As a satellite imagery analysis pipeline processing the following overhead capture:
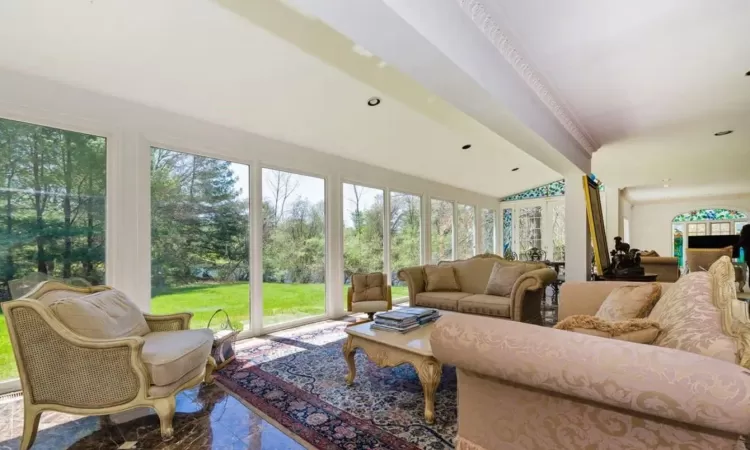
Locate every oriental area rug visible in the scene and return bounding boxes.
[215,319,457,450]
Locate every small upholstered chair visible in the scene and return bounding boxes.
[686,247,745,290]
[2,281,216,450]
[346,273,392,319]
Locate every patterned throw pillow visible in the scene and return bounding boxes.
[595,283,662,321]
[351,273,384,303]
[423,265,461,292]
[554,315,660,344]
[484,262,525,297]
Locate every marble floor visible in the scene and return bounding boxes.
[0,383,307,450]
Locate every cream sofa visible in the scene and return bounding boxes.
[640,255,680,282]
[398,254,556,324]
[431,257,750,449]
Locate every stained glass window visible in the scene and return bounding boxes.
[502,208,512,254]
[673,209,747,222]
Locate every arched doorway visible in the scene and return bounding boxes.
[672,208,748,266]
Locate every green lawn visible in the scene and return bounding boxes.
[0,282,409,381]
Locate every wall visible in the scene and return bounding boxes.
[630,195,750,256]
[0,68,500,317]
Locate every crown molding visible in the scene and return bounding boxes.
[456,0,598,155]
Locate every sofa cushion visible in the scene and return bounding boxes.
[484,263,525,297]
[554,315,660,344]
[352,273,384,302]
[351,300,388,313]
[458,294,511,318]
[648,268,738,364]
[49,289,150,339]
[424,265,461,292]
[415,292,470,311]
[444,257,544,295]
[595,283,662,321]
[142,329,213,386]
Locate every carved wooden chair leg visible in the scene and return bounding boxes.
[153,397,176,440]
[20,406,42,450]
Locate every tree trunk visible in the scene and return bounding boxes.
[84,172,94,277]
[62,134,73,278]
[32,134,47,274]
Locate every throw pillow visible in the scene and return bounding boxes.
[484,262,525,297]
[423,265,461,292]
[554,315,660,344]
[595,283,662,321]
[351,273,384,302]
[50,289,151,339]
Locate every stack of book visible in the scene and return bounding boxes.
[372,307,440,333]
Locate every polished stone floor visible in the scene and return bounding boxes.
[0,383,307,450]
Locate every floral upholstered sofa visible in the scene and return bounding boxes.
[398,254,556,324]
[431,257,750,450]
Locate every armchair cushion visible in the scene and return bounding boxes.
[49,289,150,339]
[142,329,213,386]
[351,273,384,302]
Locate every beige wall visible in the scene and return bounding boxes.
[630,195,750,256]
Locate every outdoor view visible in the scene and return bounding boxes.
[261,168,326,326]
[343,183,384,282]
[431,199,453,263]
[456,203,476,260]
[150,147,250,330]
[0,117,107,381]
[482,208,496,254]
[390,192,420,296]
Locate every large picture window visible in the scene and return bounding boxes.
[456,204,476,260]
[390,192,420,299]
[482,208,496,254]
[262,169,326,326]
[150,148,250,331]
[0,117,106,381]
[431,199,453,263]
[343,183,384,299]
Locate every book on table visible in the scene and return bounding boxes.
[373,307,440,332]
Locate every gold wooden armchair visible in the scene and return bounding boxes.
[346,273,392,319]
[1,281,216,450]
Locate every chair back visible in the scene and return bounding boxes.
[21,281,110,306]
[350,273,387,302]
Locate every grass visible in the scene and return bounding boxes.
[0,282,409,381]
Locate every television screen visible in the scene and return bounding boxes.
[687,235,740,258]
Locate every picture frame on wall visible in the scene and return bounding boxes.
[582,175,610,275]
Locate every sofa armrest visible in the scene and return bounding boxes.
[431,313,750,435]
[143,312,192,332]
[509,267,556,321]
[398,266,425,306]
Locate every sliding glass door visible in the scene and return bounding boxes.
[262,168,326,327]
[150,148,250,330]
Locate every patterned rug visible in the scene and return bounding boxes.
[216,319,457,450]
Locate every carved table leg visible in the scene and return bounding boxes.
[343,336,357,385]
[416,358,442,424]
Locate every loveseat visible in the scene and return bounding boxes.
[431,256,750,449]
[398,254,556,324]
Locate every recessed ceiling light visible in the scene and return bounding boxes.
[367,97,381,107]
[462,144,472,150]
[714,130,733,136]
[746,70,750,76]
[511,167,519,172]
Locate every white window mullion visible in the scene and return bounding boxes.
[249,163,263,335]
[383,189,391,285]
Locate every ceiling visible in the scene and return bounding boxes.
[626,181,750,204]
[479,0,750,195]
[0,0,562,198]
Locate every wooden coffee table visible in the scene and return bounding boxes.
[342,317,443,424]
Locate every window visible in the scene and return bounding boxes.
[390,192,421,299]
[687,223,707,236]
[343,183,384,295]
[551,204,566,262]
[738,222,749,235]
[623,217,630,244]
[431,199,453,263]
[0,117,107,381]
[262,169,325,326]
[518,206,542,258]
[481,208,496,254]
[710,222,731,235]
[150,148,249,331]
[456,204,476,259]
